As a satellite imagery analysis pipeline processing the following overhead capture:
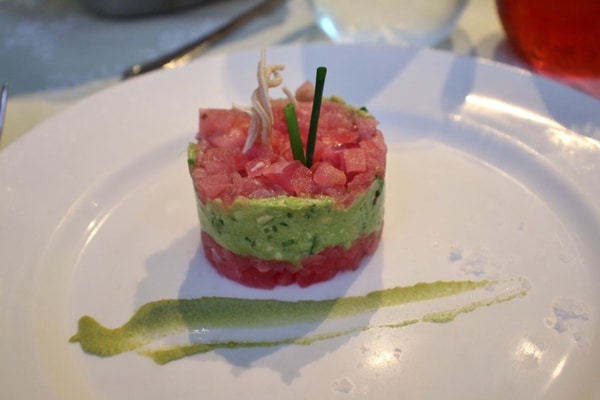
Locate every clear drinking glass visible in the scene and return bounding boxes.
[310,0,468,47]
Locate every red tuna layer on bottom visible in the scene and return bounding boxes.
[201,228,383,289]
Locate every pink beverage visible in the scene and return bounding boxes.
[496,0,600,77]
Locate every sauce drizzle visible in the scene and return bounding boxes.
[70,278,529,364]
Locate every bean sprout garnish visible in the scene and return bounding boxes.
[241,49,294,152]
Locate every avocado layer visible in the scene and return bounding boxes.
[196,178,384,266]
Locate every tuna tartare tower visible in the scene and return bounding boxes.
[188,52,386,289]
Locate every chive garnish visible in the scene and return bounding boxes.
[305,66,327,168]
[284,103,306,165]
[283,66,327,167]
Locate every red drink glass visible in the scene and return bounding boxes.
[496,0,600,77]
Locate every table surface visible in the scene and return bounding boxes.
[0,0,598,151]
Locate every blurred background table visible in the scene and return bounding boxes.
[0,0,597,150]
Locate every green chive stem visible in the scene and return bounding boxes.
[305,66,327,168]
[284,103,306,165]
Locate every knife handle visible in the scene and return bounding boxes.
[122,0,284,79]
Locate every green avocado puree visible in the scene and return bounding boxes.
[69,279,528,364]
[195,177,384,265]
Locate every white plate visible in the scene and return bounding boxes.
[1,43,600,400]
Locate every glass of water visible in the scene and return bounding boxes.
[310,0,468,47]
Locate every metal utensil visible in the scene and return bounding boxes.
[0,83,7,140]
[122,0,284,79]
[82,0,211,18]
